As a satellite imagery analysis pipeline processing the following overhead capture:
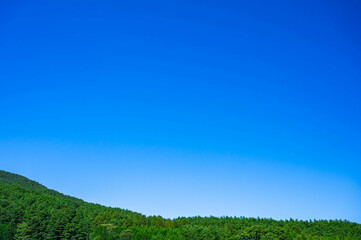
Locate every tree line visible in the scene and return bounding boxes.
[1,170,360,239]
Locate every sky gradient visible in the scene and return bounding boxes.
[1,1,361,222]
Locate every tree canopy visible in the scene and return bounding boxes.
[1,170,360,239]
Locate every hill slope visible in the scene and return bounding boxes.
[0,170,48,191]
[0,170,360,240]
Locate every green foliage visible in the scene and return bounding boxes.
[1,170,360,239]
[120,229,133,240]
[0,223,15,240]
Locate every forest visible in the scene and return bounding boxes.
[0,170,360,240]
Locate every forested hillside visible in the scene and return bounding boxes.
[0,170,360,239]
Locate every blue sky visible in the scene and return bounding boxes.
[1,0,361,222]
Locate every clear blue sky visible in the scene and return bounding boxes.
[1,0,361,222]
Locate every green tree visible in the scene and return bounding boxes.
[119,229,133,240]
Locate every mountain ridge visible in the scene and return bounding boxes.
[1,169,360,239]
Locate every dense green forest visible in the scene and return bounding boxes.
[0,170,360,239]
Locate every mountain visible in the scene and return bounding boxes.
[0,170,48,191]
[0,170,360,240]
